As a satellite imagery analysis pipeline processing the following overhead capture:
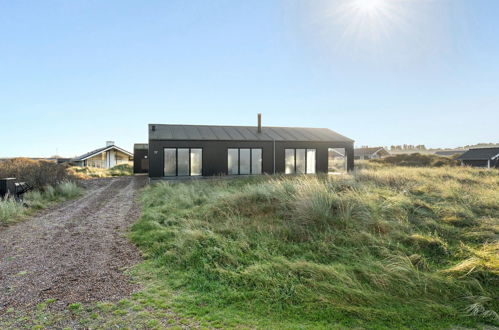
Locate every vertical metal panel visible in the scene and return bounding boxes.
[133,148,149,173]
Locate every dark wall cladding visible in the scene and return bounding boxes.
[462,159,496,168]
[133,148,149,173]
[148,140,354,178]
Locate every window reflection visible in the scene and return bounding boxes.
[164,149,176,176]
[328,148,347,173]
[228,149,239,175]
[190,149,202,176]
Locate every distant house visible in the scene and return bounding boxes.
[354,147,390,160]
[71,141,133,169]
[457,147,499,168]
[434,150,465,157]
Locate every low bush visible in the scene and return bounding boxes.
[0,158,76,189]
[372,153,460,167]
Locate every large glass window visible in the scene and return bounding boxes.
[164,148,176,176]
[285,148,316,174]
[240,149,251,175]
[177,148,189,176]
[296,149,306,174]
[285,149,295,174]
[227,148,262,175]
[190,149,202,176]
[251,149,262,174]
[163,148,202,176]
[328,148,347,173]
[306,149,316,174]
[228,149,239,175]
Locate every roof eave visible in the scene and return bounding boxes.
[149,138,354,143]
[77,146,133,161]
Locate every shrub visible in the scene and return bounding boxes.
[0,158,77,189]
[109,164,133,176]
[55,181,83,198]
[372,153,460,167]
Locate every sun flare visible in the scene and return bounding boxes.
[327,0,406,44]
[353,0,386,13]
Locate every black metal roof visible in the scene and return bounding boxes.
[72,145,133,161]
[149,124,353,142]
[457,147,499,161]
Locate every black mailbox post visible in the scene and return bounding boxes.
[0,178,17,199]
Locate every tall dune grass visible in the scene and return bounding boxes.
[68,164,133,179]
[0,181,83,225]
[132,166,498,328]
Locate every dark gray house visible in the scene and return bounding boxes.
[147,116,354,178]
[457,147,499,168]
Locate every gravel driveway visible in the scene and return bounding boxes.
[0,176,147,313]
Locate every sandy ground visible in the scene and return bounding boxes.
[0,176,147,313]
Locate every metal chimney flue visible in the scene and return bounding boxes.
[257,113,262,133]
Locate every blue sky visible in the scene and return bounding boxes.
[1,0,498,157]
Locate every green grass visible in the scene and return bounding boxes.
[68,164,133,178]
[371,152,460,167]
[0,181,84,226]
[1,166,497,329]
[0,273,200,329]
[129,166,498,328]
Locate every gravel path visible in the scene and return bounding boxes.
[0,176,147,313]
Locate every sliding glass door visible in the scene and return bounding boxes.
[190,149,202,176]
[164,148,203,177]
[177,148,189,176]
[227,148,262,175]
[285,149,316,174]
[164,149,176,176]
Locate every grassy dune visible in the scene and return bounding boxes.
[131,166,498,328]
[68,164,133,179]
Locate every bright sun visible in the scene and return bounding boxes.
[353,0,386,13]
